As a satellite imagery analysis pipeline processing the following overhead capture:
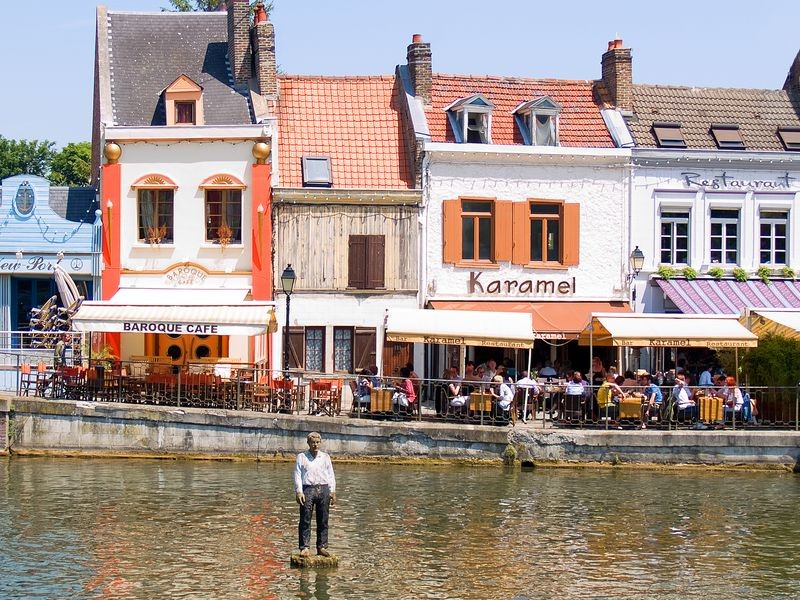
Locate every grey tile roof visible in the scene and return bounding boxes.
[107,12,252,126]
[49,187,98,223]
[628,84,800,150]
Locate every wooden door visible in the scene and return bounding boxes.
[382,341,412,378]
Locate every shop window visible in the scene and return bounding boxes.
[442,197,513,265]
[710,209,739,265]
[348,235,385,289]
[445,94,494,144]
[652,122,686,148]
[137,189,174,244]
[513,97,561,146]
[660,210,690,264]
[205,189,242,244]
[333,327,353,372]
[511,200,579,267]
[760,210,788,265]
[710,124,745,150]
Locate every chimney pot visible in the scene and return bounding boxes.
[412,33,422,43]
[407,34,432,105]
[254,2,267,23]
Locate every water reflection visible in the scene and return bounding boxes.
[1,458,799,599]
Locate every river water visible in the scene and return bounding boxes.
[1,458,798,599]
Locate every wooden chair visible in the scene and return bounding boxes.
[309,380,335,416]
[271,378,298,413]
[250,376,271,412]
[19,363,37,396]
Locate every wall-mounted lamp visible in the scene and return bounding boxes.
[257,204,265,254]
[15,250,23,261]
[627,246,645,303]
[56,250,65,264]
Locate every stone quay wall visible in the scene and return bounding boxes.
[3,397,800,469]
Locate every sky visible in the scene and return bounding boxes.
[1,0,799,148]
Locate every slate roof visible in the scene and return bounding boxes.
[426,75,614,147]
[49,187,98,223]
[277,75,414,189]
[107,11,251,126]
[628,84,800,150]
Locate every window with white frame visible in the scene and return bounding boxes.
[660,210,690,264]
[445,94,494,144]
[513,96,562,146]
[760,210,788,265]
[710,209,739,264]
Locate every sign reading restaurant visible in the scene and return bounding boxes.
[467,271,576,296]
[682,171,796,191]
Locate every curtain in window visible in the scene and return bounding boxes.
[333,329,352,372]
[140,189,155,233]
[225,191,241,241]
[535,114,555,146]
[305,330,324,371]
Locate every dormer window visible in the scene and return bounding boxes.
[444,94,495,144]
[163,74,204,126]
[710,124,745,149]
[652,122,686,148]
[777,127,800,151]
[513,96,562,146]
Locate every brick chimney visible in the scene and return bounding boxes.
[601,37,633,112]
[783,49,800,92]
[407,34,432,105]
[251,2,277,97]
[227,0,251,85]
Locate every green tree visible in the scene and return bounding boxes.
[0,136,55,181]
[50,142,92,186]
[738,333,800,387]
[165,0,273,13]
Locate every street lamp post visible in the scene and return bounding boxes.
[628,246,645,304]
[280,264,296,381]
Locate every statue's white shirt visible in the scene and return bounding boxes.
[294,450,336,493]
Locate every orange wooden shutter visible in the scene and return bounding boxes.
[512,201,529,265]
[494,199,513,262]
[562,202,580,266]
[442,199,461,264]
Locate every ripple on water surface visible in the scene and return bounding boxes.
[0,458,799,599]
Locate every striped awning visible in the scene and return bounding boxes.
[657,279,800,314]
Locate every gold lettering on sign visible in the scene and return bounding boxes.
[164,265,208,287]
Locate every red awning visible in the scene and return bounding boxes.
[428,300,631,339]
[657,279,800,314]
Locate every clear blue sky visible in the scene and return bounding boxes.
[1,0,799,148]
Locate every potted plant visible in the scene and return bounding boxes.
[656,265,677,280]
[707,266,724,280]
[732,267,748,282]
[146,223,167,245]
[216,223,233,249]
[781,266,796,279]
[681,266,698,280]
[756,266,771,284]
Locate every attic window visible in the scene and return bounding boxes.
[513,97,562,146]
[445,94,495,144]
[175,101,196,125]
[777,127,800,151]
[164,74,204,126]
[710,124,745,149]
[302,156,332,187]
[652,122,686,148]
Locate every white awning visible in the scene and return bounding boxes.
[742,309,800,339]
[579,313,758,348]
[72,288,275,336]
[385,308,534,348]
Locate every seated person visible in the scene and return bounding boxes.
[354,368,373,407]
[539,362,558,379]
[392,367,416,410]
[639,372,663,429]
[447,367,468,409]
[721,376,744,417]
[597,373,625,421]
[673,375,696,422]
[563,370,588,420]
[620,370,640,393]
[514,370,539,421]
[489,375,514,416]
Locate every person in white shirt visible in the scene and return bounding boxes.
[515,371,539,422]
[490,375,514,418]
[294,432,337,557]
[672,376,696,422]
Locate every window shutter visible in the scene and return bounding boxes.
[353,328,377,371]
[366,235,385,288]
[512,201,529,265]
[285,327,305,369]
[562,202,580,266]
[494,199,513,262]
[348,235,367,288]
[442,199,461,264]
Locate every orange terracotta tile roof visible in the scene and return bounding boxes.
[427,74,614,147]
[278,75,414,189]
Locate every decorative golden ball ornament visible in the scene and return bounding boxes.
[104,142,122,164]
[252,141,271,164]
